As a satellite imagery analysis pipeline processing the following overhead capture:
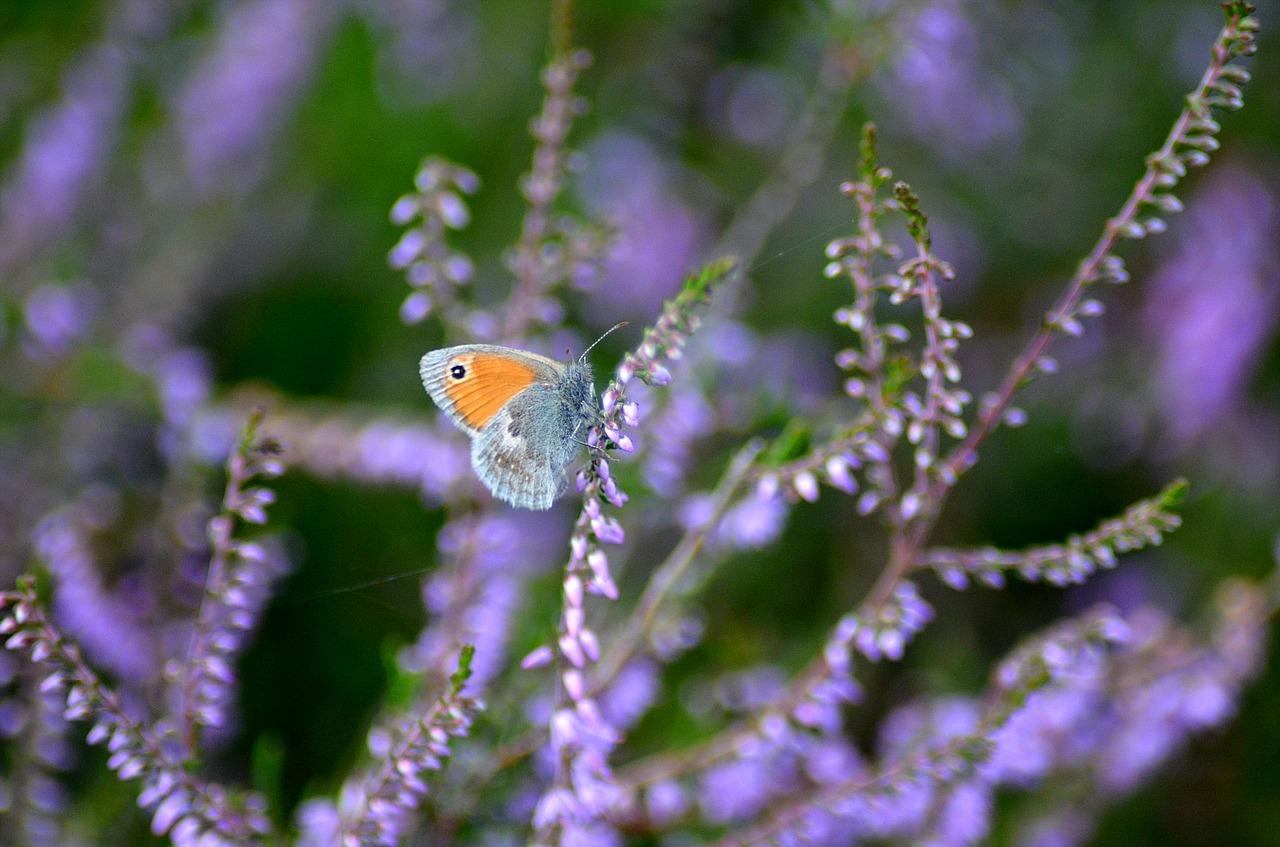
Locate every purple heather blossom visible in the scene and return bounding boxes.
[0,45,126,263]
[0,671,75,846]
[354,420,472,501]
[700,755,789,825]
[876,0,1028,159]
[849,581,935,663]
[710,486,790,551]
[931,780,992,846]
[34,505,158,683]
[22,281,98,356]
[189,406,475,505]
[121,328,216,460]
[0,7,1267,846]
[879,697,982,761]
[175,0,332,194]
[403,511,560,693]
[174,412,290,751]
[643,780,689,827]
[802,738,864,786]
[576,131,710,321]
[597,659,659,733]
[154,348,215,430]
[642,387,716,495]
[330,652,480,847]
[1142,167,1279,453]
[986,687,1095,786]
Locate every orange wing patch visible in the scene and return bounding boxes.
[443,353,540,430]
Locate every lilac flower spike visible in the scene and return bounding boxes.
[531,258,736,847]
[389,156,480,328]
[1,579,273,845]
[332,646,482,847]
[175,408,288,757]
[920,480,1187,589]
[607,15,1262,839]
[0,3,1268,845]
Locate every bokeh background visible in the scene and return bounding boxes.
[1,0,1278,844]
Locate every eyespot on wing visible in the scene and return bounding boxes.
[441,353,541,430]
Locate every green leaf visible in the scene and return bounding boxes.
[450,643,476,695]
[763,422,812,465]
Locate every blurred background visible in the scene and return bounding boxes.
[0,0,1278,844]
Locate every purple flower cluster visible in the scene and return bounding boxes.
[1,582,273,846]
[0,652,75,847]
[33,499,159,684]
[529,260,734,847]
[295,647,481,847]
[192,399,474,506]
[2,411,289,844]
[503,44,610,341]
[0,43,126,267]
[812,127,975,522]
[389,157,480,327]
[921,479,1186,589]
[175,411,289,753]
[875,0,1024,161]
[176,0,332,195]
[687,606,1128,847]
[0,4,1270,846]
[602,17,1267,837]
[20,280,99,359]
[404,510,562,693]
[639,586,1271,847]
[1141,166,1280,464]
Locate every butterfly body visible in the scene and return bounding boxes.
[419,344,596,510]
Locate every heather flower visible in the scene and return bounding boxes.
[919,480,1186,589]
[33,499,158,683]
[402,510,561,694]
[0,4,1270,846]
[0,658,75,846]
[327,646,482,847]
[1141,166,1280,454]
[176,0,333,194]
[0,44,126,264]
[576,131,708,320]
[196,398,473,505]
[389,156,480,328]
[531,258,736,847]
[876,0,1023,159]
[21,281,98,356]
[174,409,288,754]
[1,580,274,844]
[712,483,790,550]
[503,36,607,342]
[641,386,716,496]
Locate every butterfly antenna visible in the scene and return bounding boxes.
[579,321,629,363]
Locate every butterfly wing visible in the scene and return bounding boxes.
[420,345,576,510]
[471,385,570,510]
[419,345,561,435]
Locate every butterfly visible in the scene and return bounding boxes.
[419,344,599,510]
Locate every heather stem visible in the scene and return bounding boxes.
[929,6,1256,509]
